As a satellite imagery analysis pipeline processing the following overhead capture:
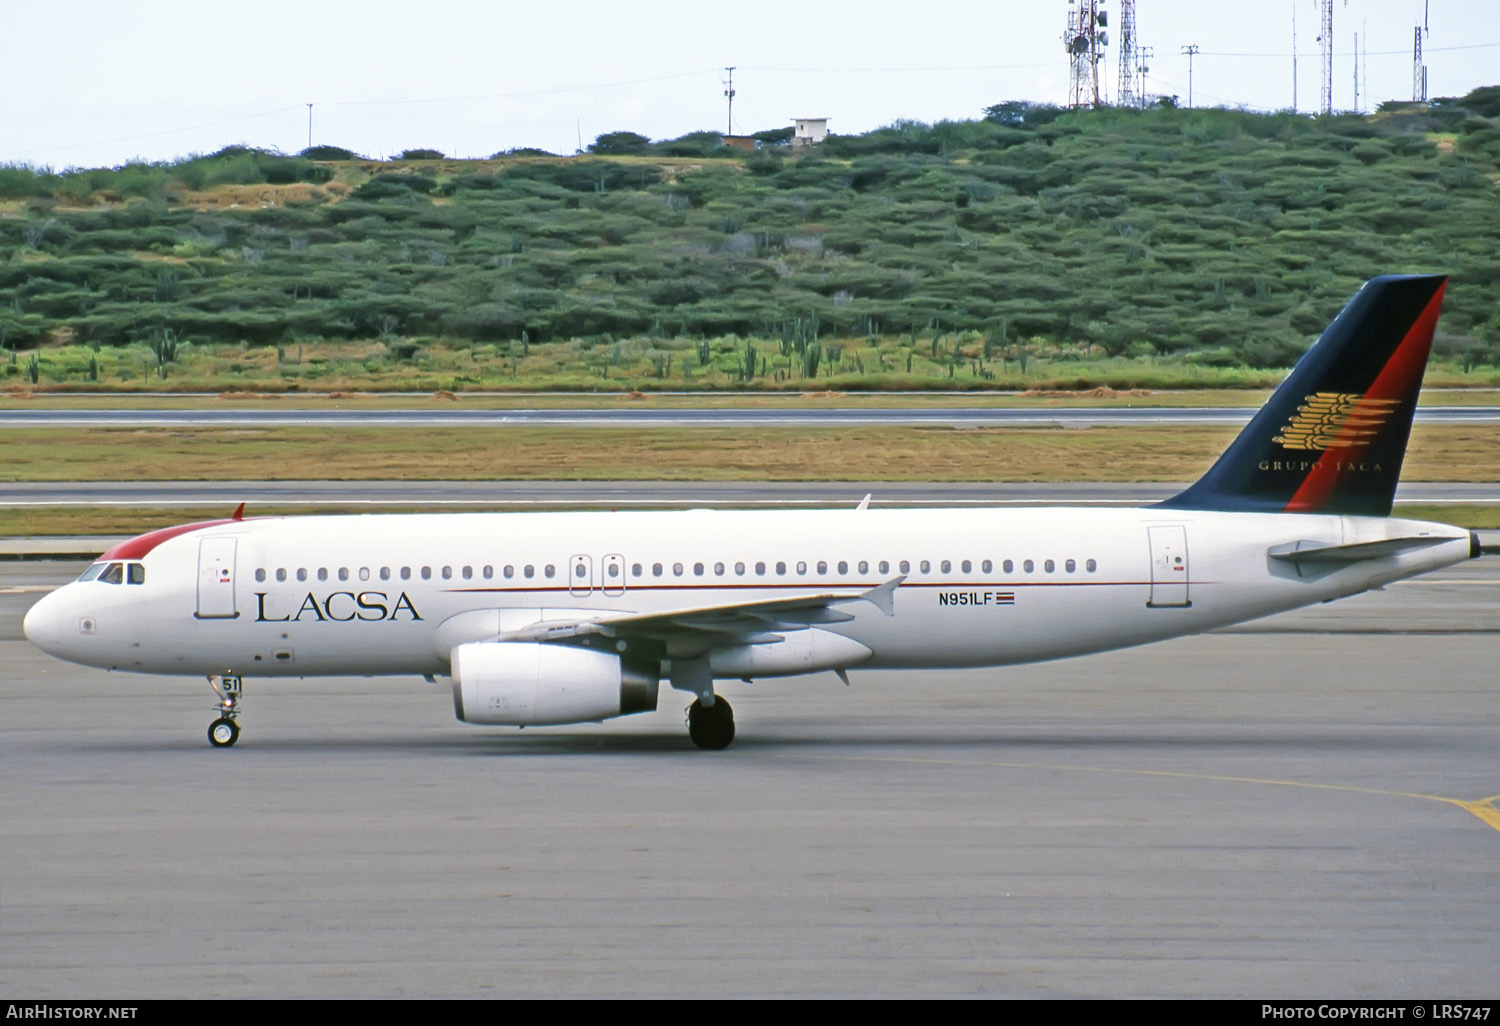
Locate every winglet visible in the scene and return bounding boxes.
[856,493,872,511]
[231,502,245,521]
[858,576,904,616]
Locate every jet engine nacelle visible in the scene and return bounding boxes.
[450,642,659,726]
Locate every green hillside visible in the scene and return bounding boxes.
[2,89,1499,391]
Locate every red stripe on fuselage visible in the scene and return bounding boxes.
[98,519,238,561]
[1284,281,1446,513]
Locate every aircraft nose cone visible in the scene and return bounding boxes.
[23,589,67,654]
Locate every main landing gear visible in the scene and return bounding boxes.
[206,674,243,748]
[687,695,735,751]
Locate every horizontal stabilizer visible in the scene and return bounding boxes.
[1267,536,1451,565]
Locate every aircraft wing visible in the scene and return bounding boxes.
[494,577,904,647]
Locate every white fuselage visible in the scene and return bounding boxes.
[23,506,1472,680]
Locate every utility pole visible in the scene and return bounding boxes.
[1182,44,1200,108]
[724,67,736,136]
[1137,46,1153,109]
[1292,1,1298,113]
[306,104,313,151]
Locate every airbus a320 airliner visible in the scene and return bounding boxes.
[23,275,1477,750]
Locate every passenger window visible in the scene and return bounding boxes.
[483,565,493,579]
[441,566,452,580]
[254,568,266,584]
[318,568,329,582]
[837,561,848,574]
[380,567,391,581]
[462,566,473,580]
[879,561,889,574]
[1086,559,1098,573]
[755,562,766,575]
[982,559,992,573]
[859,560,870,574]
[1044,559,1055,573]
[421,567,431,580]
[818,561,828,575]
[796,562,807,575]
[276,569,287,583]
[941,560,951,573]
[1003,560,1014,574]
[1066,559,1076,573]
[652,563,663,577]
[101,563,124,584]
[296,568,307,582]
[504,565,515,579]
[631,563,642,577]
[128,564,146,585]
[360,567,371,582]
[899,560,910,574]
[693,563,704,576]
[714,562,725,576]
[574,563,586,579]
[400,567,410,581]
[339,568,350,582]
[544,565,555,578]
[775,562,786,576]
[524,565,535,579]
[735,562,746,575]
[1023,560,1034,573]
[672,563,683,576]
[961,560,971,573]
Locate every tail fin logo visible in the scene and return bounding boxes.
[1271,392,1403,451]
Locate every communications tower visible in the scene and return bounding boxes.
[1117,0,1139,109]
[1064,0,1109,109]
[1318,0,1334,114]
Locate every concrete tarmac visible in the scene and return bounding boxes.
[1,560,1497,998]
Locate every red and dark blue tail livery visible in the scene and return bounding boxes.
[1160,274,1448,517]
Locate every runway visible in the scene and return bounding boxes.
[5,405,1500,428]
[2,559,1497,998]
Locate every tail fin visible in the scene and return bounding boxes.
[1159,274,1447,517]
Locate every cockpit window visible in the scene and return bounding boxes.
[100,563,124,584]
[128,564,146,585]
[78,564,106,583]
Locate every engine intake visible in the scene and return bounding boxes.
[451,642,658,726]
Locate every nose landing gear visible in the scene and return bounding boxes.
[206,674,242,748]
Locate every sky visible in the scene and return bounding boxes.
[4,0,1497,170]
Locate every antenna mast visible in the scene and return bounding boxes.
[1318,0,1334,114]
[1413,6,1430,103]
